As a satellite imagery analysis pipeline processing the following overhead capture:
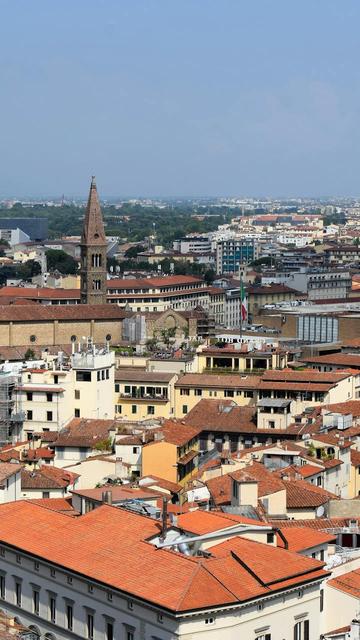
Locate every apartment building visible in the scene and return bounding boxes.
[216,237,258,274]
[14,344,115,438]
[0,500,329,640]
[173,373,259,417]
[196,343,288,374]
[114,370,178,420]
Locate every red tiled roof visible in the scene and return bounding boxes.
[327,568,360,599]
[107,275,203,289]
[351,450,360,467]
[303,353,360,367]
[21,466,78,490]
[0,305,129,322]
[25,447,54,460]
[261,369,351,383]
[284,479,338,509]
[0,287,80,300]
[0,501,329,611]
[71,485,162,502]
[0,463,21,486]
[276,527,336,552]
[175,373,260,389]
[53,418,117,448]
[184,400,257,433]
[139,475,182,493]
[153,421,200,446]
[231,463,285,497]
[27,497,77,515]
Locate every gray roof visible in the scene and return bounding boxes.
[257,398,291,409]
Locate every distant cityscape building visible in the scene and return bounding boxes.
[216,237,258,274]
[0,217,48,241]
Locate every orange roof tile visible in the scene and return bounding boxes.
[276,527,336,551]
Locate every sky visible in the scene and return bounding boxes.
[1,0,360,198]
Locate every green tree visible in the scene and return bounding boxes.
[124,245,146,259]
[24,348,36,360]
[45,249,78,275]
[17,260,41,281]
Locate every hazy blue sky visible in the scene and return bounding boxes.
[1,1,360,197]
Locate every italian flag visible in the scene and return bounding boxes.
[241,283,247,322]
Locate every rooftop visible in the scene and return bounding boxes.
[0,501,328,612]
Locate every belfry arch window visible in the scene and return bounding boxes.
[93,279,101,291]
[92,254,102,268]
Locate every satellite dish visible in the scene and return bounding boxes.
[316,505,325,518]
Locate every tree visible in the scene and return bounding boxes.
[24,348,36,360]
[45,249,78,275]
[17,260,42,281]
[124,245,146,259]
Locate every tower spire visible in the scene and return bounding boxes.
[81,175,106,246]
[80,177,107,305]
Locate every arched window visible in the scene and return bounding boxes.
[44,634,57,640]
[93,279,101,291]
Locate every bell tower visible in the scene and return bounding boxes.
[80,176,107,305]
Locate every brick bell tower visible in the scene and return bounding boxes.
[80,176,107,304]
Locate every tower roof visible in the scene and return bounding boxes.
[81,176,107,246]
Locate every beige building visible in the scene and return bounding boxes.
[196,343,288,373]
[174,372,259,417]
[114,369,178,420]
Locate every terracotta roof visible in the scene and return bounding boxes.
[351,449,360,467]
[311,433,352,449]
[184,399,257,433]
[177,449,198,465]
[327,568,360,599]
[0,286,80,300]
[303,353,360,368]
[267,517,360,530]
[231,463,285,497]
[0,450,20,463]
[283,479,338,508]
[153,421,200,446]
[107,275,203,289]
[247,284,301,295]
[206,474,233,506]
[115,369,174,383]
[16,385,64,393]
[0,501,328,612]
[21,466,77,490]
[319,400,360,417]
[295,463,323,479]
[0,463,21,486]
[276,527,336,552]
[0,304,129,322]
[261,369,351,384]
[139,475,182,493]
[27,497,77,515]
[24,447,54,460]
[53,418,117,448]
[175,373,260,389]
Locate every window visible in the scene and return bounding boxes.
[132,447,139,454]
[46,393,52,402]
[54,375,58,384]
[26,392,33,401]
[33,589,40,615]
[49,596,56,623]
[106,622,114,640]
[34,561,39,571]
[47,411,53,422]
[255,635,271,640]
[16,554,21,564]
[0,574,5,599]
[294,620,309,640]
[87,612,94,639]
[107,592,113,602]
[27,410,33,421]
[205,617,215,625]
[267,532,274,544]
[180,388,190,396]
[97,371,100,381]
[75,409,80,418]
[127,600,133,610]
[317,476,322,486]
[75,390,80,400]
[116,405,122,414]
[268,420,275,429]
[50,568,56,578]
[157,613,163,623]
[194,389,202,396]
[67,576,73,585]
[320,588,324,612]
[88,584,93,594]
[76,371,91,382]
[106,369,109,380]
[126,630,134,640]
[124,385,131,394]
[320,549,324,561]
[147,406,155,415]
[15,581,21,607]
[132,405,137,414]
[182,405,188,414]
[66,603,73,630]
[115,384,119,393]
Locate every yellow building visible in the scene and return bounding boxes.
[196,344,288,374]
[174,373,259,417]
[114,369,178,420]
[142,422,200,486]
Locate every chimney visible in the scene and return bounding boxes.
[350,619,360,640]
[102,490,113,505]
[159,496,168,542]
[115,457,125,478]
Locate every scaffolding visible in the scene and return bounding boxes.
[0,373,24,446]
